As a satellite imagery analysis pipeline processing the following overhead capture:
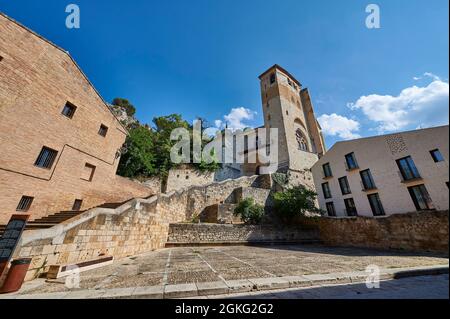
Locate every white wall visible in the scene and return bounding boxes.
[311,126,449,217]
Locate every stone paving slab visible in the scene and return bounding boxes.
[133,286,164,299]
[248,277,291,291]
[164,283,198,299]
[196,281,229,296]
[1,245,448,298]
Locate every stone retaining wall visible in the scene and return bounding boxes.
[166,223,320,244]
[303,210,449,253]
[12,175,264,280]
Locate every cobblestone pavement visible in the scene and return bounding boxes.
[15,245,448,295]
[201,274,449,299]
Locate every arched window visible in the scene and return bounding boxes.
[296,129,309,152]
[294,118,307,131]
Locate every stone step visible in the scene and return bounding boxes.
[27,221,59,225]
[165,239,323,248]
[24,224,55,230]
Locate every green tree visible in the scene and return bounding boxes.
[117,113,221,181]
[112,98,136,117]
[272,186,322,222]
[152,114,191,177]
[234,198,265,224]
[117,126,156,178]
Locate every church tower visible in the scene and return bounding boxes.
[258,65,326,175]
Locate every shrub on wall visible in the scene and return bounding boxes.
[273,186,322,222]
[234,198,265,224]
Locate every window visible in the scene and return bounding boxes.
[16,196,34,212]
[430,149,444,163]
[0,56,3,62]
[296,129,308,152]
[288,79,293,86]
[61,102,77,118]
[270,73,276,84]
[396,156,421,181]
[345,152,359,170]
[72,199,83,211]
[326,202,336,217]
[360,169,376,190]
[34,147,58,169]
[344,198,358,216]
[98,124,108,137]
[338,176,351,195]
[367,193,385,216]
[81,163,96,182]
[408,184,434,211]
[322,182,332,199]
[322,163,333,178]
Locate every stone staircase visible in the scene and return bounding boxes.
[0,200,132,237]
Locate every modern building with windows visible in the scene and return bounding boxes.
[0,13,151,223]
[311,125,449,217]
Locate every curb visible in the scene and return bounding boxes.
[1,264,448,299]
[392,266,449,279]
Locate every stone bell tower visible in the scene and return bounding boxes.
[258,65,326,177]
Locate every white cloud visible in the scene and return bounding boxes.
[215,107,256,131]
[413,72,442,82]
[317,113,361,140]
[424,72,441,81]
[348,80,449,133]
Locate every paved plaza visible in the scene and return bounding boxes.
[3,245,449,299]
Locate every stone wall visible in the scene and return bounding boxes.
[303,210,449,253]
[165,167,215,193]
[142,176,162,194]
[167,223,320,245]
[12,175,263,280]
[235,187,273,207]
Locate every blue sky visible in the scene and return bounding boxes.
[1,0,448,148]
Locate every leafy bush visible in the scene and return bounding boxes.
[234,198,265,224]
[272,186,321,222]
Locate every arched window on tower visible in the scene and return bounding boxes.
[296,129,309,152]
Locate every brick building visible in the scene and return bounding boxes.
[0,13,151,223]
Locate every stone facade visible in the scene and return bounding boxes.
[0,13,152,223]
[256,65,325,173]
[303,210,449,253]
[166,223,320,245]
[311,125,449,217]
